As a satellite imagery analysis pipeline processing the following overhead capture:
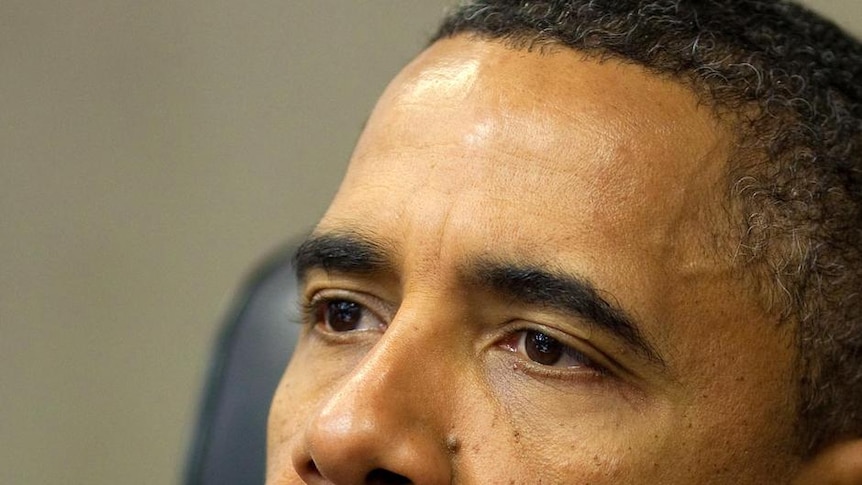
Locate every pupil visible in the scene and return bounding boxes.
[326,300,362,332]
[525,330,563,365]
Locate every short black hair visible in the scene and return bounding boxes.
[433,0,862,455]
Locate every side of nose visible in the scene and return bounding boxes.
[291,324,456,485]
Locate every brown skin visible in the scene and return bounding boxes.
[267,37,832,484]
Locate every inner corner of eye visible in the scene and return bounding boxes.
[497,332,520,351]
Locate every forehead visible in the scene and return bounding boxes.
[327,38,732,273]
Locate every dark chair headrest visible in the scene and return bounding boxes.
[185,244,301,485]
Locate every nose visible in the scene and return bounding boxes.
[291,325,454,485]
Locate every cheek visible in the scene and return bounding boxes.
[266,382,297,477]
[638,280,801,480]
[453,353,665,482]
[266,340,338,470]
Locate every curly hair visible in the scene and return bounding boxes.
[432,0,862,456]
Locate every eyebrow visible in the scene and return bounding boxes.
[294,231,393,283]
[467,258,665,366]
[294,231,665,367]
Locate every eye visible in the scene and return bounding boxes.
[505,329,600,370]
[306,297,384,333]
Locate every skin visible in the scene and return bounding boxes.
[267,37,809,484]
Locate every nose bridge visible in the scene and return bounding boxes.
[328,298,456,419]
[298,298,458,483]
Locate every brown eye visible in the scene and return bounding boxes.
[318,299,364,332]
[510,329,599,370]
[309,297,386,333]
[524,330,563,365]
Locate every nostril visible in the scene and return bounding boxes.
[365,468,412,485]
[301,459,323,478]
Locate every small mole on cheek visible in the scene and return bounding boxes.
[446,435,461,455]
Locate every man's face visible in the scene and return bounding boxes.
[267,37,801,484]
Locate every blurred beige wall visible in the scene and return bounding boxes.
[0,1,858,483]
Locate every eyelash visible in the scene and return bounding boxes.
[300,294,612,379]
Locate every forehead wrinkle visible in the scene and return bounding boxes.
[351,104,621,216]
[347,148,584,239]
[331,166,478,290]
[363,111,719,241]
